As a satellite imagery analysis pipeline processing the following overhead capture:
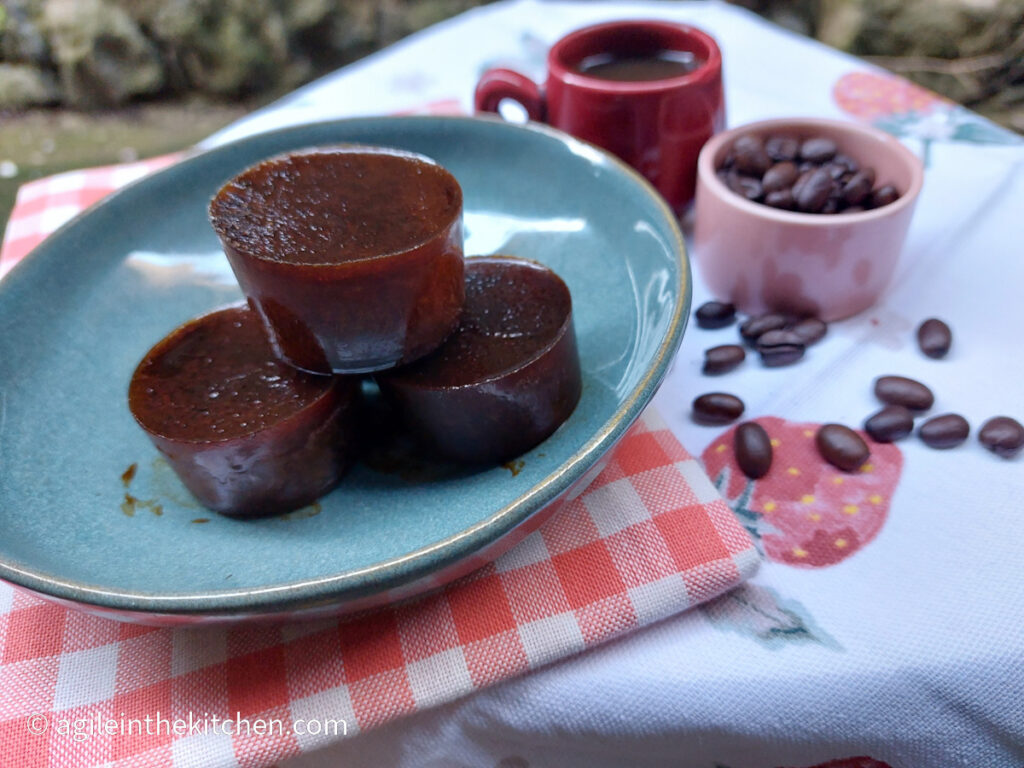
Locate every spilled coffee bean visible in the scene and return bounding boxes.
[756,329,805,367]
[916,318,952,359]
[978,416,1024,459]
[692,393,745,426]
[873,375,934,412]
[815,424,870,472]
[919,414,970,449]
[703,344,746,375]
[695,301,737,329]
[734,422,772,479]
[739,313,789,344]
[760,345,804,367]
[864,405,914,443]
[789,317,827,345]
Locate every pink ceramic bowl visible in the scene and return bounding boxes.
[693,117,923,321]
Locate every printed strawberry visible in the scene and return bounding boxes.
[831,70,1015,166]
[702,416,903,568]
[833,71,946,122]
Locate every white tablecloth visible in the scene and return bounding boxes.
[207,2,1024,765]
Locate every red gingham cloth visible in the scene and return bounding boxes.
[0,160,759,767]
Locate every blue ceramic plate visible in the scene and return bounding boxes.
[0,117,688,622]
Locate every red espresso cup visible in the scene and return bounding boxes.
[475,20,725,213]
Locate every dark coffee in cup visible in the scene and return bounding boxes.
[574,49,704,81]
[475,20,725,212]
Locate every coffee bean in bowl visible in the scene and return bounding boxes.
[694,117,924,322]
[717,131,899,215]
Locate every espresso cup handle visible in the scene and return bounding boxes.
[474,68,546,122]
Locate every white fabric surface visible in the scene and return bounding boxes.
[204,1,1024,765]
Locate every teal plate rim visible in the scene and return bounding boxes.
[0,115,691,616]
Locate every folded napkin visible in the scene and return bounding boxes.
[0,159,758,767]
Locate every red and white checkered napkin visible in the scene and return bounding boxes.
[0,161,759,767]
[0,155,179,277]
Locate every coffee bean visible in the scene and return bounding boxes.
[919,413,970,449]
[791,168,814,200]
[756,329,804,349]
[755,328,806,367]
[734,422,773,479]
[815,424,870,472]
[795,167,833,212]
[978,416,1024,459]
[759,344,804,367]
[727,172,764,201]
[873,375,934,412]
[762,161,799,193]
[824,162,847,181]
[765,135,799,162]
[695,300,737,329]
[864,405,914,443]
[841,170,875,206]
[832,153,859,173]
[739,313,789,343]
[799,137,838,163]
[692,393,745,426]
[764,188,795,209]
[869,184,900,208]
[719,132,894,216]
[732,135,772,176]
[820,195,842,214]
[703,344,746,375]
[916,318,952,359]
[790,317,827,345]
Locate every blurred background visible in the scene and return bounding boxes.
[2,0,1023,233]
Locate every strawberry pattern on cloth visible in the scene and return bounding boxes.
[702,417,903,568]
[833,71,1018,164]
